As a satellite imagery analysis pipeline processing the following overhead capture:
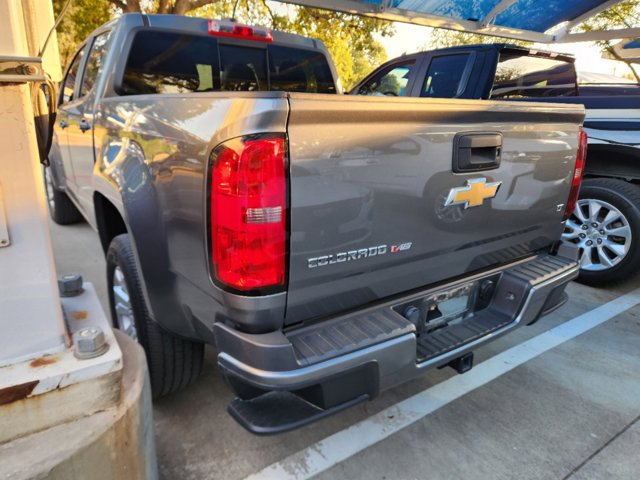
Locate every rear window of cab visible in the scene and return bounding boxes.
[490,51,577,99]
[118,29,336,95]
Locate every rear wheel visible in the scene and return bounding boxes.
[43,166,82,225]
[562,178,640,286]
[107,233,204,397]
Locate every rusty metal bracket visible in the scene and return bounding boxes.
[0,55,45,83]
[0,184,9,247]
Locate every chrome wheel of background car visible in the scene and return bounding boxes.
[112,266,138,341]
[44,167,55,211]
[562,198,632,271]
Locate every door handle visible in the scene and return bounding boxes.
[79,119,91,133]
[452,132,502,173]
[58,120,69,129]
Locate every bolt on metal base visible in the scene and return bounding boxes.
[73,327,109,359]
[58,274,84,297]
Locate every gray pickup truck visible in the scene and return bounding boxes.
[353,43,640,285]
[46,15,585,434]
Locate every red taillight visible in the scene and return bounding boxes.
[210,136,286,292]
[208,19,273,42]
[564,129,587,220]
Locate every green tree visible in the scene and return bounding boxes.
[282,8,392,89]
[424,28,531,51]
[190,2,393,90]
[108,0,217,15]
[576,0,640,82]
[186,1,284,26]
[53,0,112,66]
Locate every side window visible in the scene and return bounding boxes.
[421,54,470,98]
[60,46,86,104]
[80,32,112,98]
[219,45,267,91]
[121,30,220,95]
[357,61,415,96]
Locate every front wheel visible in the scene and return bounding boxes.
[562,178,640,286]
[106,234,204,397]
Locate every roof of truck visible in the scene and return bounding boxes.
[141,14,328,51]
[94,13,330,54]
[417,43,576,64]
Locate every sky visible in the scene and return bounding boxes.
[379,21,633,78]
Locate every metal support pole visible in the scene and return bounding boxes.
[0,0,66,366]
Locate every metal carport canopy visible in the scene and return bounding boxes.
[282,0,640,44]
[606,37,640,62]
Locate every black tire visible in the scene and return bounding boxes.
[43,166,83,225]
[563,178,640,286]
[106,234,204,397]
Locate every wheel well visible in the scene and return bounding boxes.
[585,144,640,182]
[94,193,127,254]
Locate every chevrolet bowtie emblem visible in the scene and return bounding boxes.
[444,178,502,209]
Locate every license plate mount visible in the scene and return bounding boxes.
[423,282,475,333]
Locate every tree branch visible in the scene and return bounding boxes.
[119,0,141,13]
[158,0,171,14]
[262,0,276,27]
[177,0,216,15]
[604,44,640,83]
[108,0,128,11]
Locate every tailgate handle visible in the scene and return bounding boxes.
[453,132,502,173]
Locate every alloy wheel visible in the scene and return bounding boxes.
[112,266,138,341]
[562,199,632,271]
[44,168,55,211]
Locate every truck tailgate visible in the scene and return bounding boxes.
[285,94,584,324]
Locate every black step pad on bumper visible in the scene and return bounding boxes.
[509,254,575,285]
[287,309,414,365]
[416,311,511,362]
[229,392,369,435]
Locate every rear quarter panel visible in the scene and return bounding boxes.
[93,93,289,338]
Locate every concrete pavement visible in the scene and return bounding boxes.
[49,220,640,480]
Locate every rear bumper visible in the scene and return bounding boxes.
[215,246,579,434]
